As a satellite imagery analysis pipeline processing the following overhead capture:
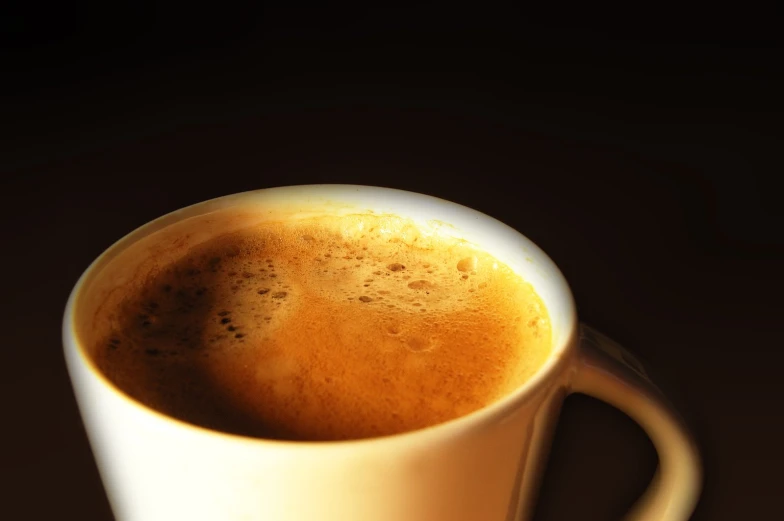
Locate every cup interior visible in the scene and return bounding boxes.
[66,184,578,441]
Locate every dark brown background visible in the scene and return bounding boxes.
[2,5,781,520]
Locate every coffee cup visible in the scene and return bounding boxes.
[63,185,701,520]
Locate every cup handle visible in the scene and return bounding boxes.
[570,324,703,520]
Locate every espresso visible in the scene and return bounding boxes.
[90,212,551,441]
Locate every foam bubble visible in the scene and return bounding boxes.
[457,256,477,272]
[407,280,434,290]
[405,336,429,352]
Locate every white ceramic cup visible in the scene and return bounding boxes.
[63,185,702,521]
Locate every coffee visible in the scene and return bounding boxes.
[89,211,551,441]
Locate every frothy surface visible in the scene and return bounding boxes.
[91,213,551,441]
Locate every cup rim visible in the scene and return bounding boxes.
[63,184,579,450]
